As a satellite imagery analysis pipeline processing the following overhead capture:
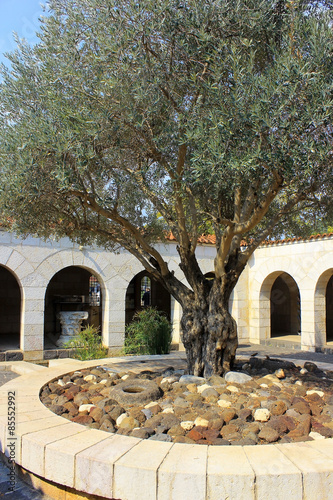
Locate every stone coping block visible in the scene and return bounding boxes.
[0,357,332,500]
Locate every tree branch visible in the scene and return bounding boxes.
[235,173,284,235]
[68,189,170,277]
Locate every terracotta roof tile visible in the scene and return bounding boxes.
[165,232,333,247]
[260,233,333,246]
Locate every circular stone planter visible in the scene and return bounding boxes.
[109,379,162,405]
[1,355,333,500]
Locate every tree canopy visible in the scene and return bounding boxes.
[0,0,332,374]
[1,1,332,254]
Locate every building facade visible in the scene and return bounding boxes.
[0,229,332,360]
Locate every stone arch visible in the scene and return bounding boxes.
[0,265,22,350]
[44,265,104,347]
[314,269,333,346]
[125,270,171,325]
[327,275,333,342]
[259,271,301,340]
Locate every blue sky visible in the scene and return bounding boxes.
[0,0,46,67]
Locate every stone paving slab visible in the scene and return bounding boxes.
[157,443,208,500]
[114,439,173,500]
[22,422,88,478]
[44,429,111,488]
[243,444,302,500]
[207,446,255,500]
[277,442,333,500]
[75,434,140,498]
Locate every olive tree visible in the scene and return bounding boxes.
[0,0,332,376]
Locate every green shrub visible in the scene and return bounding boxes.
[65,325,108,360]
[124,307,172,355]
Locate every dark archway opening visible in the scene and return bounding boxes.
[270,274,300,337]
[125,271,171,325]
[44,266,102,347]
[0,266,21,350]
[326,275,333,342]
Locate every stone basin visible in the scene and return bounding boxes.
[56,311,89,347]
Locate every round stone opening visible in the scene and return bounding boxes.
[123,386,145,393]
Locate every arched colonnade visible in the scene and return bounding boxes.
[0,232,332,359]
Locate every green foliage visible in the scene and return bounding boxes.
[0,0,332,245]
[124,308,172,355]
[0,0,332,300]
[64,325,108,361]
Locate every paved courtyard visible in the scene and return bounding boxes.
[0,344,333,499]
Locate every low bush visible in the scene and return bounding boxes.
[124,307,172,355]
[65,325,108,360]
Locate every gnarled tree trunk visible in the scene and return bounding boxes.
[180,282,238,377]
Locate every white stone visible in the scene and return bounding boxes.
[300,368,308,375]
[217,400,232,408]
[84,374,97,382]
[79,404,96,413]
[306,390,324,397]
[309,431,326,440]
[225,371,252,384]
[162,407,174,414]
[99,379,108,385]
[226,385,239,393]
[144,401,160,409]
[194,417,209,427]
[116,413,128,426]
[254,408,271,422]
[180,421,195,431]
[197,383,212,394]
[179,375,206,385]
[141,409,153,419]
[275,368,285,379]
[161,376,179,384]
[57,379,66,387]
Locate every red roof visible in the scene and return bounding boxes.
[165,232,333,247]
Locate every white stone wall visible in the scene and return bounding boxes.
[245,237,333,349]
[0,229,332,356]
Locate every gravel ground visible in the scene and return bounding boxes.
[41,354,333,446]
[0,371,19,387]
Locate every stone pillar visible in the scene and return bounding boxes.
[300,286,317,351]
[20,286,45,361]
[104,278,127,353]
